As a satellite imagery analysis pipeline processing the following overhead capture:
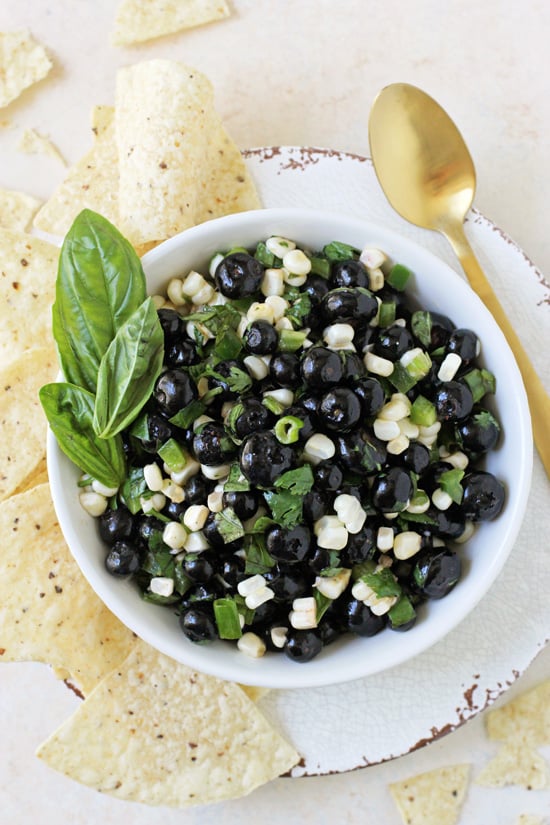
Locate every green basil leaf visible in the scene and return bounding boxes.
[39,382,125,487]
[93,297,164,438]
[53,209,147,392]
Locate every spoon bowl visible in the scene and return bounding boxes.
[368,82,550,477]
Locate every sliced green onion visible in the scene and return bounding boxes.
[378,301,396,327]
[463,368,496,402]
[389,595,416,627]
[404,350,431,379]
[388,362,418,393]
[387,263,412,291]
[278,329,308,352]
[274,415,304,444]
[410,394,437,426]
[262,395,285,415]
[214,598,243,640]
[158,438,188,473]
[309,255,331,278]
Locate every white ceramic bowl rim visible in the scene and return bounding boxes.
[47,207,533,689]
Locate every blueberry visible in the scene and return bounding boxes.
[371,467,413,512]
[284,629,323,662]
[340,597,386,636]
[157,308,185,348]
[300,346,343,387]
[183,551,216,583]
[192,422,236,465]
[214,252,264,299]
[434,380,474,421]
[231,397,274,439]
[265,524,312,564]
[166,339,199,368]
[243,320,279,355]
[319,387,362,431]
[353,377,385,417]
[330,259,369,289]
[264,565,309,603]
[153,369,198,417]
[461,471,505,521]
[222,489,259,520]
[321,287,378,326]
[373,325,415,361]
[446,328,479,363]
[456,410,500,454]
[105,541,141,577]
[98,506,134,544]
[313,460,344,491]
[269,352,301,387]
[239,430,295,487]
[413,547,461,598]
[179,605,217,643]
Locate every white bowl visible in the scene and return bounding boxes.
[47,207,533,689]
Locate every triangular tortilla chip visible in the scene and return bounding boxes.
[111,0,230,46]
[0,228,58,366]
[476,742,550,790]
[115,60,260,247]
[0,187,42,231]
[0,483,136,693]
[486,680,550,747]
[36,638,299,806]
[33,117,119,238]
[0,30,52,108]
[0,347,57,502]
[389,764,470,825]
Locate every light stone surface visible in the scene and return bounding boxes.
[1,1,549,822]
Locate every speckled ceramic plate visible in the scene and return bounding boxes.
[242,146,550,776]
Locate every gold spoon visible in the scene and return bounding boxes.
[368,82,550,477]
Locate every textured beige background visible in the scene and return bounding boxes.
[1,1,549,822]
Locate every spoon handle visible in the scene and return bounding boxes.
[443,221,550,478]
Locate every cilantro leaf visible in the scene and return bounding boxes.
[274,464,314,496]
[263,489,303,528]
[361,568,401,598]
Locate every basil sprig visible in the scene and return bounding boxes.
[41,209,162,487]
[39,383,125,488]
[93,297,164,438]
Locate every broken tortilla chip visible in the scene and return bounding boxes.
[33,116,119,238]
[111,0,230,46]
[115,59,260,247]
[0,228,58,366]
[0,348,57,502]
[476,742,550,789]
[486,679,550,747]
[36,638,299,806]
[18,127,66,165]
[90,104,114,139]
[0,187,42,231]
[389,764,470,825]
[0,30,52,109]
[0,483,136,693]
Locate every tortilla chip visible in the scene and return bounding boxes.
[476,742,550,790]
[18,128,66,165]
[486,680,550,747]
[33,117,119,238]
[0,348,57,502]
[389,764,470,825]
[239,685,271,702]
[0,30,52,109]
[11,455,49,495]
[0,483,136,693]
[111,0,230,46]
[90,104,114,139]
[115,60,260,247]
[0,187,42,231]
[514,816,546,825]
[0,229,58,365]
[36,638,299,806]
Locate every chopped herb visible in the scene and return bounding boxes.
[308,255,331,278]
[244,535,276,575]
[439,468,465,504]
[185,303,241,335]
[141,548,175,579]
[214,326,243,360]
[361,568,402,598]
[284,292,311,328]
[274,464,314,496]
[168,399,206,430]
[254,241,275,268]
[223,462,250,492]
[204,364,252,395]
[247,515,276,534]
[142,591,180,606]
[411,311,433,348]
[234,592,255,625]
[263,489,303,528]
[120,466,148,514]
[313,589,333,623]
[352,559,376,580]
[214,507,245,543]
[389,595,416,627]
[323,240,359,261]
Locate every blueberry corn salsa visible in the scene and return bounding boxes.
[79,234,505,664]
